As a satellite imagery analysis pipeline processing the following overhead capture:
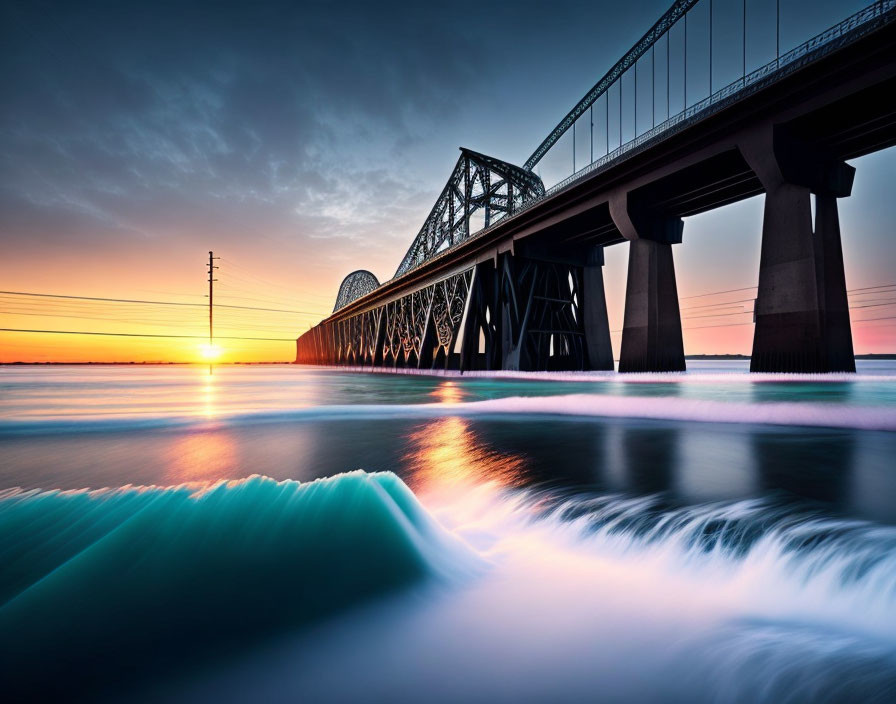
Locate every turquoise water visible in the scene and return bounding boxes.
[1,362,895,702]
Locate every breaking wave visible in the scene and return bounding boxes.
[0,472,477,700]
[152,480,896,703]
[540,492,896,620]
[3,471,896,702]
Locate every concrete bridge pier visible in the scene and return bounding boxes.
[815,192,855,372]
[742,128,855,372]
[582,246,614,371]
[611,193,686,373]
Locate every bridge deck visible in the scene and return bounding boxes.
[325,9,896,324]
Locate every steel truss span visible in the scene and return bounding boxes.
[296,254,598,372]
[298,269,473,369]
[395,149,545,278]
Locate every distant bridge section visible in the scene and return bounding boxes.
[297,0,896,373]
[333,270,379,312]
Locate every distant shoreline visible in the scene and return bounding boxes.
[3,354,896,365]
[0,361,294,365]
[685,354,896,360]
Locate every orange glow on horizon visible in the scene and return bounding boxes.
[0,242,338,363]
[1,240,894,362]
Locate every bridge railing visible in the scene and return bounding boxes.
[541,0,895,195]
[530,0,896,186]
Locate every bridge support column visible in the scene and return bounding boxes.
[612,192,686,373]
[618,238,686,373]
[816,193,855,371]
[742,127,855,372]
[750,183,826,372]
[582,246,614,370]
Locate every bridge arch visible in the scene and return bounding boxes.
[333,270,380,312]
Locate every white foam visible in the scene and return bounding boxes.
[167,482,896,704]
[4,392,894,433]
[430,394,896,431]
[321,364,896,384]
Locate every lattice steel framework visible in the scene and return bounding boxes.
[333,270,380,312]
[459,256,588,372]
[297,255,592,372]
[298,269,474,369]
[394,148,544,277]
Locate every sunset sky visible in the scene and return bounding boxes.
[2,0,894,363]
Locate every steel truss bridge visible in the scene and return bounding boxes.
[297,0,896,373]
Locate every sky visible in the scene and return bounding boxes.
[1,0,894,362]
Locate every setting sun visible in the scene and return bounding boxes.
[200,344,222,361]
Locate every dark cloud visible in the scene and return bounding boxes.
[3,0,887,286]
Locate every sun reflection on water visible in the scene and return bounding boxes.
[432,380,465,404]
[200,372,218,419]
[403,381,526,495]
[163,429,237,485]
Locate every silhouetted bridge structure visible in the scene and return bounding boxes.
[297,0,896,373]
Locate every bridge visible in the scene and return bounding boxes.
[296,0,896,373]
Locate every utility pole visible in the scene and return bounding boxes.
[207,250,219,374]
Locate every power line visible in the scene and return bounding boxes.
[611,312,896,335]
[0,299,318,318]
[682,298,896,321]
[847,283,896,293]
[0,290,325,316]
[213,288,327,309]
[679,285,756,300]
[1,304,321,327]
[680,297,755,311]
[5,278,895,351]
[218,258,334,300]
[853,315,896,323]
[215,278,332,304]
[678,282,896,302]
[850,300,896,310]
[0,310,208,327]
[6,280,894,322]
[683,309,753,320]
[0,290,206,307]
[0,328,295,342]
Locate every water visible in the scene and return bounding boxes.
[1,361,895,702]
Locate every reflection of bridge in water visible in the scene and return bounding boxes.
[297,1,896,373]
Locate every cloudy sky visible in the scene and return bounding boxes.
[1,0,893,361]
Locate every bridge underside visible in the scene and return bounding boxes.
[296,250,614,372]
[298,12,896,374]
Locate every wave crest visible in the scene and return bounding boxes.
[0,471,476,698]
